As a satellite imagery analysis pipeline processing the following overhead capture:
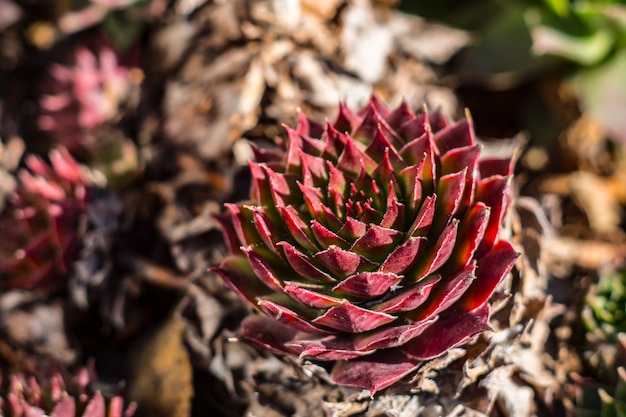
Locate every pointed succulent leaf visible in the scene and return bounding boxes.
[241,315,300,356]
[287,335,375,361]
[331,349,421,394]
[403,302,491,360]
[278,241,335,283]
[379,236,428,274]
[258,298,331,334]
[353,316,437,351]
[283,282,341,308]
[373,274,442,314]
[333,272,403,298]
[312,300,396,333]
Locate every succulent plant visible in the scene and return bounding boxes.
[584,268,626,345]
[0,147,87,292]
[213,97,518,393]
[598,366,626,417]
[575,335,626,417]
[0,363,136,417]
[38,43,139,152]
[579,267,626,416]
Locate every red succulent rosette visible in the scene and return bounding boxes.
[214,97,519,393]
[0,363,136,417]
[38,43,136,152]
[0,148,87,292]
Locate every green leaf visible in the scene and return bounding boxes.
[526,8,614,65]
[573,50,626,143]
[542,0,571,17]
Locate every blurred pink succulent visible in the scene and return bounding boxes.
[0,147,87,292]
[38,44,135,151]
[214,97,518,393]
[0,364,136,417]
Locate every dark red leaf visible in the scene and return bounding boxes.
[212,255,272,307]
[285,125,304,172]
[311,220,350,249]
[407,261,475,321]
[259,298,330,334]
[242,246,283,291]
[371,150,397,192]
[279,241,335,283]
[401,132,436,195]
[224,203,260,248]
[333,102,360,133]
[432,120,475,154]
[459,240,519,311]
[361,95,391,119]
[427,110,449,132]
[252,207,283,254]
[365,126,404,169]
[248,161,272,204]
[402,303,490,360]
[321,122,348,159]
[312,300,396,333]
[278,205,317,252]
[338,217,367,241]
[446,202,490,272]
[354,316,437,350]
[300,151,328,187]
[379,236,427,274]
[397,111,428,142]
[333,272,402,298]
[373,274,441,314]
[331,349,420,394]
[327,162,347,195]
[350,225,403,262]
[353,101,403,149]
[397,161,424,216]
[213,211,241,255]
[407,195,436,237]
[431,170,466,236]
[241,315,300,356]
[298,182,325,219]
[385,100,416,132]
[264,166,300,206]
[478,157,515,178]
[295,108,324,137]
[380,184,404,229]
[440,144,480,214]
[337,136,376,176]
[475,175,511,257]
[314,246,373,277]
[283,282,341,308]
[408,220,458,281]
[288,335,374,360]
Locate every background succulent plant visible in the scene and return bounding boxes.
[0,147,88,293]
[575,335,626,417]
[38,43,140,152]
[598,366,626,417]
[0,363,136,417]
[577,265,626,416]
[214,97,519,393]
[584,268,626,345]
